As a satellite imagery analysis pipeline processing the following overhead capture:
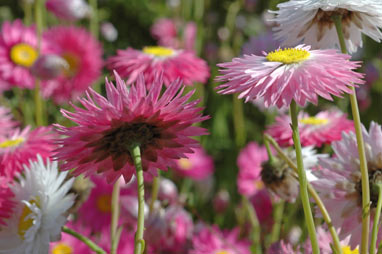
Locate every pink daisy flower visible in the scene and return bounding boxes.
[312,122,382,248]
[0,126,57,179]
[216,45,364,108]
[106,46,209,87]
[42,26,103,104]
[55,72,208,183]
[266,109,354,147]
[190,226,251,254]
[0,106,18,137]
[0,176,14,226]
[175,146,214,180]
[0,20,52,89]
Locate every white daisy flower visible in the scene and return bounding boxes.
[271,0,382,53]
[0,155,75,254]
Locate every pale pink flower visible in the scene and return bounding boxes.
[150,18,178,48]
[46,0,91,21]
[0,177,14,226]
[42,26,103,104]
[266,110,354,147]
[268,241,297,254]
[216,45,364,108]
[175,146,214,180]
[0,126,57,179]
[0,107,18,137]
[106,46,209,87]
[55,72,208,183]
[312,122,382,248]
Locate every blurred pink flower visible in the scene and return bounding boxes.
[0,177,14,225]
[175,146,214,180]
[268,241,297,254]
[0,107,18,137]
[250,189,273,225]
[46,0,91,21]
[241,31,279,56]
[158,178,178,204]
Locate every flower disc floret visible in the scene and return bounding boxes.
[266,48,310,64]
[143,46,175,57]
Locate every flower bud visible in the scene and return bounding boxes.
[31,55,68,80]
[46,0,91,21]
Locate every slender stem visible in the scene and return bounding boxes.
[370,184,382,254]
[130,144,146,254]
[264,135,275,164]
[333,15,370,254]
[110,178,121,254]
[265,134,343,254]
[149,171,160,215]
[269,201,284,245]
[243,197,262,254]
[290,100,319,254]
[23,1,33,25]
[111,226,123,254]
[62,226,107,254]
[89,0,99,39]
[232,95,246,147]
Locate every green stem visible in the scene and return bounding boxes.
[130,144,146,254]
[244,197,262,254]
[264,135,275,164]
[89,0,99,39]
[265,134,342,254]
[62,226,107,254]
[290,100,319,254]
[232,95,246,147]
[370,184,382,254]
[149,171,160,215]
[23,1,33,25]
[333,15,370,254]
[269,201,284,245]
[110,178,121,254]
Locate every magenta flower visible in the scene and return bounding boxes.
[175,146,215,180]
[190,226,251,254]
[217,45,364,108]
[0,126,57,179]
[41,26,103,104]
[46,0,91,21]
[0,107,18,137]
[106,46,209,87]
[266,109,354,147]
[55,72,208,183]
[150,18,178,48]
[0,177,14,225]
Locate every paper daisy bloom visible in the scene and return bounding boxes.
[41,26,103,104]
[312,122,382,248]
[0,156,75,254]
[216,45,364,108]
[106,46,209,87]
[55,72,208,183]
[0,107,18,137]
[266,109,354,147]
[0,126,57,179]
[271,0,382,53]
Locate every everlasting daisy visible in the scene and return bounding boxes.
[271,0,382,53]
[312,122,382,248]
[0,177,14,226]
[266,109,354,147]
[0,156,75,254]
[216,45,364,108]
[0,107,18,137]
[106,46,209,87]
[42,26,103,104]
[55,72,208,183]
[0,126,57,179]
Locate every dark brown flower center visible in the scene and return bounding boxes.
[261,161,287,185]
[356,163,382,208]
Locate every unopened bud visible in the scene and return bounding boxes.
[31,55,68,80]
[158,178,178,204]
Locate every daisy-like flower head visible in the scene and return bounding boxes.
[266,109,354,147]
[271,0,382,53]
[0,177,14,226]
[216,45,364,108]
[312,122,382,248]
[0,126,57,179]
[42,26,103,104]
[0,107,18,137]
[106,46,210,87]
[0,20,52,89]
[55,72,209,183]
[0,156,75,254]
[190,226,251,254]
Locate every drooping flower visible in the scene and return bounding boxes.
[0,177,14,226]
[271,0,382,53]
[55,72,208,183]
[46,0,91,21]
[0,20,51,89]
[106,46,209,87]
[42,26,103,104]
[0,126,57,179]
[266,109,354,147]
[190,226,251,254]
[216,45,364,108]
[0,107,18,137]
[175,146,215,180]
[0,156,75,254]
[312,122,382,248]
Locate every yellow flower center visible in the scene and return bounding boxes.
[0,137,25,149]
[10,43,38,67]
[143,46,175,57]
[178,158,193,170]
[254,180,264,189]
[18,199,39,240]
[299,117,328,125]
[52,243,73,254]
[215,250,232,254]
[96,194,112,213]
[266,48,310,64]
[62,52,80,77]
[342,246,358,254]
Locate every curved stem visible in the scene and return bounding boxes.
[269,201,284,245]
[244,197,262,254]
[62,226,107,254]
[232,95,246,147]
[265,134,343,254]
[149,171,160,215]
[264,135,275,164]
[110,178,121,254]
[290,100,319,254]
[333,15,370,254]
[130,144,146,254]
[370,184,382,254]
